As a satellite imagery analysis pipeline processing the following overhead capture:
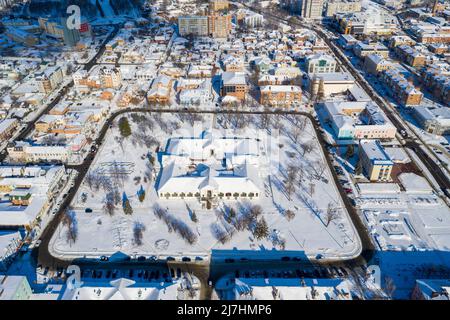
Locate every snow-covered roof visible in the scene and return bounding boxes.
[232,278,352,300]
[221,72,246,86]
[157,133,262,196]
[62,278,181,300]
[398,173,433,194]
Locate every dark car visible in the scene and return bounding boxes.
[85,208,93,213]
[182,257,191,262]
[137,256,146,262]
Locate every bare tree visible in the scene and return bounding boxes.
[291,125,302,144]
[62,209,78,244]
[253,217,269,240]
[285,164,298,200]
[153,205,197,244]
[325,203,338,227]
[309,182,315,197]
[133,221,146,246]
[103,192,116,216]
[285,209,296,221]
[301,141,315,156]
[250,204,263,219]
[311,161,327,180]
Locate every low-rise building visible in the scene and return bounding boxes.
[337,34,358,50]
[0,231,22,271]
[412,106,450,135]
[336,10,397,35]
[0,165,67,227]
[73,66,122,90]
[62,277,197,300]
[389,35,416,49]
[7,141,69,163]
[222,55,244,72]
[360,140,393,181]
[323,101,396,140]
[221,72,248,101]
[0,276,32,300]
[309,72,355,97]
[258,75,291,86]
[217,277,352,300]
[394,45,427,67]
[421,66,450,106]
[147,75,173,104]
[306,53,337,74]
[36,65,64,94]
[157,132,262,208]
[179,80,212,105]
[273,66,302,80]
[353,42,389,59]
[381,69,423,106]
[0,118,18,142]
[363,54,393,75]
[259,85,302,107]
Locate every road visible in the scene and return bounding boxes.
[236,1,450,198]
[0,24,121,163]
[32,107,374,299]
[16,17,377,298]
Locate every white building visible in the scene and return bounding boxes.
[309,72,355,97]
[237,9,264,28]
[0,230,22,271]
[216,277,353,300]
[36,65,64,94]
[306,53,337,74]
[0,275,32,300]
[7,141,69,163]
[323,101,397,140]
[157,132,262,207]
[179,80,212,105]
[0,165,67,227]
[62,278,199,300]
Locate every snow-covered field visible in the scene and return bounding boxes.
[50,111,361,261]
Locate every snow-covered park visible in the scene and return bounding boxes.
[50,111,361,261]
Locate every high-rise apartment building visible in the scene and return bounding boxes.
[178,16,209,37]
[282,0,324,19]
[178,14,232,38]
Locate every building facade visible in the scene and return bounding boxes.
[306,54,337,74]
[360,140,393,181]
[259,85,302,107]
